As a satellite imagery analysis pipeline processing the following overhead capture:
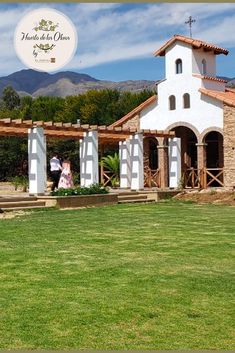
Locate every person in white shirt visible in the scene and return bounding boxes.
[50,153,62,191]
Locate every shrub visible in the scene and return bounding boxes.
[100,153,120,187]
[72,172,80,186]
[11,175,28,192]
[50,183,109,197]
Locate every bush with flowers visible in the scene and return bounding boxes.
[50,183,108,197]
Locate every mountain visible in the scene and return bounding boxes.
[33,78,157,97]
[0,69,99,96]
[0,70,50,95]
[226,78,235,87]
[0,69,157,97]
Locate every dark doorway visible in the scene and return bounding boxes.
[172,126,198,170]
[205,131,223,168]
[149,138,158,170]
[204,131,224,187]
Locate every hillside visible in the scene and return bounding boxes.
[0,69,156,97]
[1,69,233,97]
[33,78,157,97]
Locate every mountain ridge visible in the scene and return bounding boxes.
[0,69,157,97]
[0,69,234,98]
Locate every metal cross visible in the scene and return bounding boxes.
[185,16,196,38]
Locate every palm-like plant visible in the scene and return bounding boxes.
[100,153,120,187]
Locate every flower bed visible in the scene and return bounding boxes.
[50,184,108,197]
[39,184,118,209]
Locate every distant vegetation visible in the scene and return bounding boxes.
[0,86,154,180]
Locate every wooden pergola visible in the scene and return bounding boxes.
[0,118,175,142]
[0,118,175,194]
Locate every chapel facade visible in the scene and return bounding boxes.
[110,34,235,189]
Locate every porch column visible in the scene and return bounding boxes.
[196,143,207,188]
[157,137,168,188]
[100,144,104,184]
[119,139,131,188]
[130,133,144,190]
[168,137,181,188]
[80,130,99,187]
[28,127,47,195]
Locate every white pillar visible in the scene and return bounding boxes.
[119,139,131,188]
[28,127,47,195]
[80,131,99,187]
[168,137,181,188]
[130,133,144,190]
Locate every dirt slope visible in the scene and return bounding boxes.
[174,189,235,206]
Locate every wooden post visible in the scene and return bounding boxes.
[196,143,207,188]
[157,137,168,188]
[100,144,104,184]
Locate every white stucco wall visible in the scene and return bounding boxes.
[165,42,192,79]
[202,79,225,91]
[192,49,216,76]
[140,41,224,135]
[141,77,223,134]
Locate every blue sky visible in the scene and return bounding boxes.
[1,2,235,81]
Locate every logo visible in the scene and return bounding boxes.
[14,8,77,72]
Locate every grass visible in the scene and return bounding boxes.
[0,201,234,349]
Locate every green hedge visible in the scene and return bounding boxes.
[50,183,109,197]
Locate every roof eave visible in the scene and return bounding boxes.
[109,95,157,128]
[154,35,228,57]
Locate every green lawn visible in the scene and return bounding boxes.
[0,201,234,349]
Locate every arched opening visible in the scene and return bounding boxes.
[169,95,176,110]
[204,131,224,187]
[202,59,207,75]
[183,93,190,109]
[175,59,182,74]
[171,126,198,188]
[143,137,160,187]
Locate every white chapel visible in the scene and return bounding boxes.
[111,34,235,189]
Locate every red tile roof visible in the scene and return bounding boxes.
[199,88,235,107]
[109,95,157,128]
[193,74,227,83]
[154,34,229,57]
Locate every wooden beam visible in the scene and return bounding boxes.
[0,126,28,136]
[0,118,175,140]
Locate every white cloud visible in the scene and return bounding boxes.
[69,40,163,71]
[0,3,235,76]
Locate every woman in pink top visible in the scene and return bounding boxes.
[58,160,74,189]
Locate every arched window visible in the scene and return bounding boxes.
[202,59,207,75]
[169,95,176,110]
[183,93,190,109]
[175,59,182,74]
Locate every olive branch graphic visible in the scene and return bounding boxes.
[33,19,59,32]
[34,43,56,52]
[32,18,58,58]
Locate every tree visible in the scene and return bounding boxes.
[0,88,155,180]
[2,86,20,110]
[20,96,33,119]
[100,153,120,187]
[31,96,64,121]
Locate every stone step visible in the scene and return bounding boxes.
[1,205,49,211]
[0,201,46,209]
[118,198,155,204]
[116,191,140,196]
[118,194,148,201]
[0,196,38,203]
